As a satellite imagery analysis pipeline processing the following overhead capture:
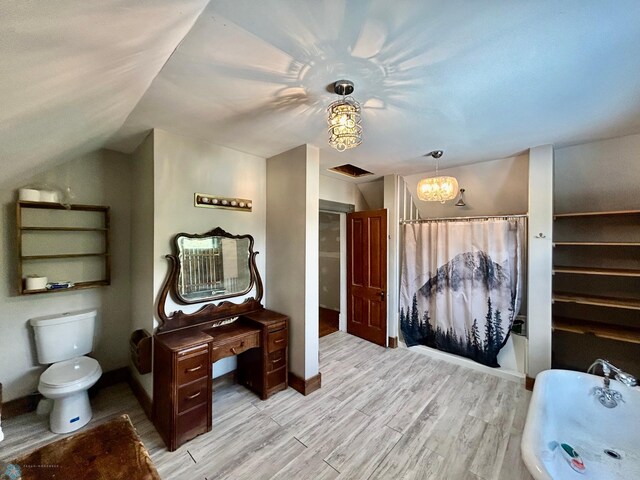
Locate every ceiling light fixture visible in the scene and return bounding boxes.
[327,80,362,152]
[416,150,459,203]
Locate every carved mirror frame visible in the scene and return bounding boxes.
[157,227,263,333]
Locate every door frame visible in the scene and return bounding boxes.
[319,209,348,333]
[339,211,347,332]
[319,204,389,340]
[346,208,388,346]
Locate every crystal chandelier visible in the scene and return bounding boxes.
[327,80,362,152]
[416,150,459,202]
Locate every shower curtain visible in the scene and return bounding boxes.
[400,218,525,367]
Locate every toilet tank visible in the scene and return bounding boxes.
[30,309,98,364]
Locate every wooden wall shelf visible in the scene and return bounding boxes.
[21,253,109,260]
[553,241,640,247]
[17,200,108,211]
[553,266,640,277]
[553,292,640,310]
[20,280,110,295]
[20,226,108,232]
[553,317,640,344]
[16,201,111,295]
[554,209,640,218]
[552,209,640,362]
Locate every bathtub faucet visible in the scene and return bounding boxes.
[588,359,637,388]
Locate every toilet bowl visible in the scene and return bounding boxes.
[38,356,102,433]
[30,309,102,434]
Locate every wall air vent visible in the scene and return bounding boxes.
[328,164,374,178]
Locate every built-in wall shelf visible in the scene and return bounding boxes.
[552,210,640,372]
[17,200,108,212]
[20,226,108,232]
[553,209,640,218]
[553,266,640,277]
[16,201,111,295]
[553,292,640,310]
[553,241,640,247]
[553,316,640,344]
[20,280,111,295]
[21,253,109,260]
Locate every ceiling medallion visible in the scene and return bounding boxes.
[327,80,362,152]
[417,150,459,203]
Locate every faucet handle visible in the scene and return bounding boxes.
[615,372,638,387]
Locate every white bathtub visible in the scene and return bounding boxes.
[522,369,640,480]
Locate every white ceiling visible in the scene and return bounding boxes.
[2,1,640,187]
[0,0,208,188]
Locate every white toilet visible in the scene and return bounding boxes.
[30,308,102,434]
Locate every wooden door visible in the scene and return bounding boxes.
[347,209,387,346]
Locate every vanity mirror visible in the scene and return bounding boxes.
[175,232,253,303]
[157,227,263,332]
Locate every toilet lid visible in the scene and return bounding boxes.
[40,356,101,387]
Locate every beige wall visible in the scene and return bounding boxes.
[266,145,319,380]
[527,145,554,378]
[0,150,132,401]
[554,133,640,212]
[129,132,155,394]
[151,129,267,382]
[404,155,529,218]
[319,174,369,211]
[357,179,384,211]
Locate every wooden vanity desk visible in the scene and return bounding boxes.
[153,310,288,451]
[152,228,289,451]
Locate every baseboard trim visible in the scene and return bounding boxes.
[388,336,398,348]
[288,372,322,396]
[2,366,130,419]
[127,371,153,420]
[90,366,130,395]
[2,392,41,419]
[525,375,535,391]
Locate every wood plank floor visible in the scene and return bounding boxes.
[1,331,533,479]
[319,307,339,337]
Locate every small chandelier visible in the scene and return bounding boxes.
[417,150,459,202]
[327,80,362,152]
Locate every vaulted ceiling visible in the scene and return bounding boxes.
[2,0,640,188]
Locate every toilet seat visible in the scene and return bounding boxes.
[37,356,102,433]
[40,356,101,389]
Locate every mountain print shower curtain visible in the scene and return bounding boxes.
[400,218,525,367]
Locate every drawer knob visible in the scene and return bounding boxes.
[230,341,245,355]
[275,338,285,344]
[186,365,202,373]
[187,391,201,400]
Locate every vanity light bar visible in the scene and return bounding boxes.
[194,193,252,212]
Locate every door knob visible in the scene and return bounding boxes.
[380,291,385,300]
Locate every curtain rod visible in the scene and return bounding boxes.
[400,214,528,224]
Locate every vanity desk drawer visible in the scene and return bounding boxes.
[176,403,210,445]
[153,336,213,452]
[267,350,286,372]
[267,367,287,389]
[177,377,209,413]
[210,330,259,363]
[236,314,289,401]
[177,349,209,385]
[267,328,287,353]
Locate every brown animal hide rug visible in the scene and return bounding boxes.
[5,414,160,480]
